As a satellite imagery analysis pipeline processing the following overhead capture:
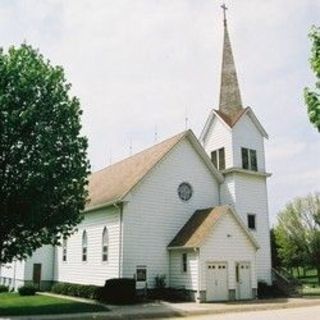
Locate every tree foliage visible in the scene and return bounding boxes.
[0,44,90,264]
[304,26,320,131]
[274,193,320,281]
[270,228,281,269]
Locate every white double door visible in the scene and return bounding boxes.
[236,262,252,300]
[206,262,229,301]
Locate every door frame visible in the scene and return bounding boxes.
[32,263,42,289]
[235,261,252,300]
[205,261,229,302]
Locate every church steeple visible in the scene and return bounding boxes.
[218,4,243,120]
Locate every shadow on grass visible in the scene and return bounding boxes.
[0,298,108,316]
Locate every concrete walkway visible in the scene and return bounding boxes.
[3,296,320,320]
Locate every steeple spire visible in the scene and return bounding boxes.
[219,4,243,120]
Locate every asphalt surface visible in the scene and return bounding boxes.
[157,305,320,320]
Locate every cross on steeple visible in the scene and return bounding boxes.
[221,3,228,25]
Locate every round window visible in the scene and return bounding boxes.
[178,182,193,201]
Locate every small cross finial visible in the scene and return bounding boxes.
[221,3,228,25]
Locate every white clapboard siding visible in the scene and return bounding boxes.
[232,173,272,283]
[169,250,198,290]
[203,110,271,285]
[232,114,266,171]
[202,117,233,168]
[54,206,120,286]
[220,174,236,206]
[24,245,54,281]
[0,260,25,290]
[200,211,257,291]
[122,138,220,287]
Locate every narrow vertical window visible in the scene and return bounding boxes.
[62,238,67,262]
[247,214,256,230]
[211,148,225,170]
[242,148,258,171]
[182,253,187,273]
[211,150,217,168]
[242,148,249,169]
[250,149,257,171]
[219,148,225,170]
[102,227,108,262]
[235,263,240,282]
[82,230,87,262]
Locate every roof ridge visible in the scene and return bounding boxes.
[86,130,191,211]
[214,107,249,128]
[91,130,189,176]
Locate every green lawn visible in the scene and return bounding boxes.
[288,268,320,296]
[293,268,320,287]
[303,286,320,296]
[0,293,108,316]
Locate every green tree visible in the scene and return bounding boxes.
[0,44,90,264]
[270,228,281,269]
[304,26,320,131]
[275,193,320,282]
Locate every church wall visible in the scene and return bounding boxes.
[232,173,272,284]
[24,245,54,289]
[121,138,220,288]
[54,206,120,286]
[220,174,236,206]
[199,211,257,292]
[202,117,233,168]
[169,249,198,291]
[0,260,25,290]
[232,114,266,171]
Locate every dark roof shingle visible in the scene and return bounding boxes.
[168,206,228,248]
[86,131,188,210]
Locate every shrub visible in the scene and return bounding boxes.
[148,288,189,302]
[18,285,37,296]
[50,282,65,295]
[155,274,166,289]
[0,285,9,293]
[99,278,136,304]
[51,282,101,300]
[257,281,285,299]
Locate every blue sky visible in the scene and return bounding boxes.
[0,0,319,224]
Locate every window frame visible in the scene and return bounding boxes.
[211,147,225,170]
[102,227,109,262]
[177,182,193,202]
[211,150,218,168]
[136,266,147,282]
[235,263,240,282]
[82,230,88,262]
[241,147,258,171]
[62,238,67,262]
[247,214,256,231]
[182,253,188,273]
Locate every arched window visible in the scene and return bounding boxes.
[62,238,67,262]
[102,227,108,262]
[82,230,88,262]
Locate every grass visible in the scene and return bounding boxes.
[303,286,320,296]
[288,268,320,296]
[292,268,318,280]
[0,293,108,316]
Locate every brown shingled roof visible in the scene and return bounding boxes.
[168,205,259,249]
[168,206,228,248]
[86,130,188,211]
[215,107,248,128]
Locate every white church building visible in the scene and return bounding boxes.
[0,12,272,302]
